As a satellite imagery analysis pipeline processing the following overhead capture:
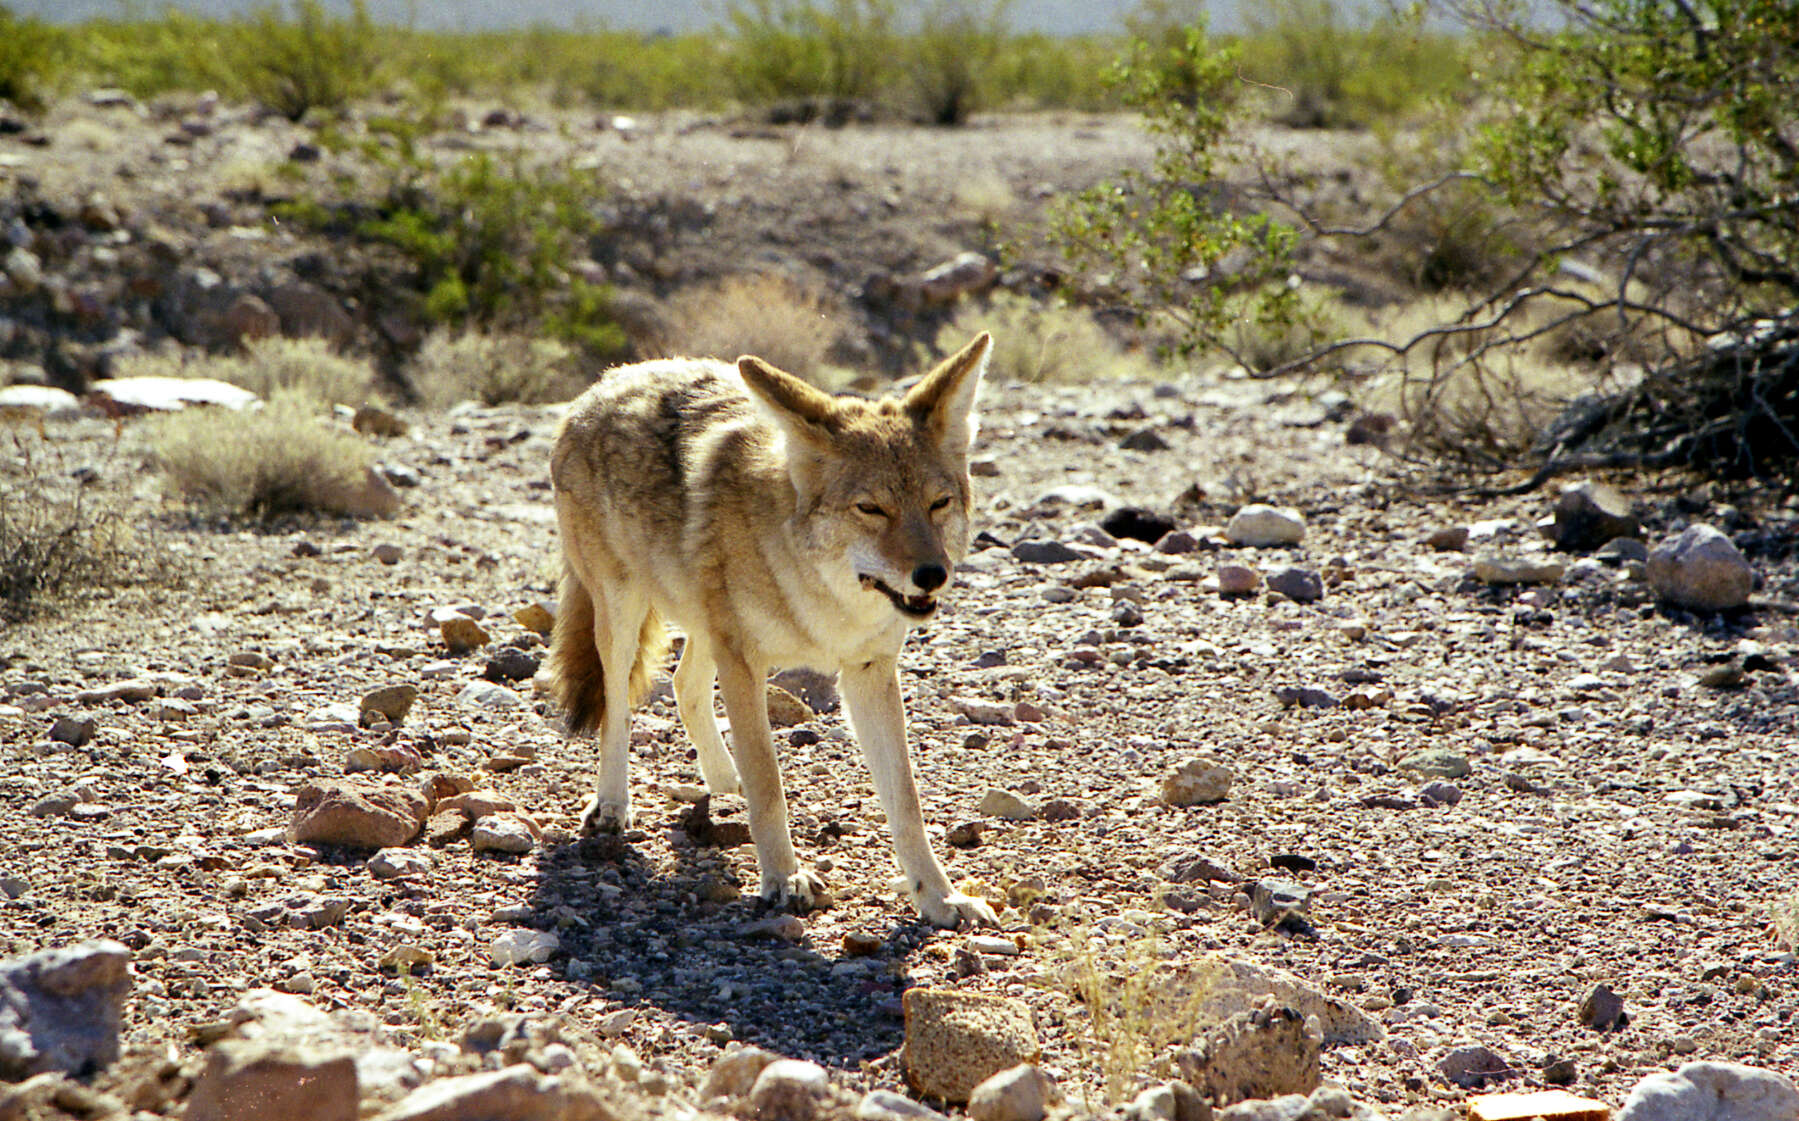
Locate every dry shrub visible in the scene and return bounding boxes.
[0,429,144,622]
[1035,917,1219,1106]
[941,292,1157,384]
[115,337,375,407]
[1775,889,1799,951]
[660,274,841,378]
[150,391,387,518]
[410,330,586,408]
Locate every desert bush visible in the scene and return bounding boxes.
[0,4,58,111]
[150,391,385,518]
[410,331,585,408]
[1050,25,1310,364]
[0,430,140,622]
[229,0,376,121]
[905,0,1011,125]
[661,274,843,378]
[726,0,897,105]
[57,13,232,100]
[940,292,1156,383]
[1775,889,1799,951]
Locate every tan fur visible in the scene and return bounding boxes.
[548,333,998,928]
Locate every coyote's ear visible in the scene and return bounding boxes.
[738,355,838,442]
[906,331,990,453]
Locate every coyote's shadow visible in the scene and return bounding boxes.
[524,820,934,1070]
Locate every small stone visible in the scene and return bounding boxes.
[859,1089,952,1121]
[765,684,815,727]
[751,1059,832,1121]
[1425,526,1470,552]
[704,1046,780,1101]
[1012,540,1084,565]
[482,647,540,684]
[352,405,408,437]
[1577,983,1627,1031]
[1217,565,1261,597]
[1274,686,1337,709]
[471,815,535,855]
[367,848,431,880]
[372,544,403,565]
[359,684,418,726]
[48,716,95,747]
[967,1064,1057,1121]
[513,603,555,635]
[1120,427,1171,452]
[1542,1057,1579,1086]
[1436,1043,1514,1090]
[440,614,491,653]
[489,930,559,966]
[1156,530,1201,555]
[456,680,525,710]
[947,821,986,848]
[953,697,1015,726]
[979,789,1037,821]
[1417,781,1463,807]
[379,945,433,973]
[1266,567,1323,603]
[1646,524,1754,611]
[1177,1005,1321,1105]
[288,780,427,849]
[1226,505,1305,547]
[1398,749,1471,779]
[1474,556,1566,585]
[184,1040,358,1121]
[903,989,1040,1103]
[1162,757,1233,806]
[1250,879,1313,929]
[1552,481,1640,553]
[1102,506,1177,545]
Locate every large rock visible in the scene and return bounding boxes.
[185,1039,358,1121]
[288,779,429,848]
[1226,505,1305,547]
[374,1063,612,1121]
[266,280,355,345]
[1551,482,1639,552]
[87,375,258,414]
[1145,957,1381,1047]
[212,990,419,1108]
[1646,525,1754,611]
[903,989,1040,1103]
[0,940,132,1079]
[1618,1061,1799,1121]
[1176,1006,1320,1107]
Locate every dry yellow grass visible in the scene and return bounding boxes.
[409,330,586,408]
[940,292,1158,384]
[659,273,842,380]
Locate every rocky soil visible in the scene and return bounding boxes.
[4,96,1799,1121]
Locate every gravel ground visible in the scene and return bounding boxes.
[3,366,1797,1113]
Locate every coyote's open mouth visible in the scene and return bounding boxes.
[859,575,938,618]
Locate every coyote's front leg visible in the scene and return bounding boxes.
[841,657,999,928]
[715,649,829,911]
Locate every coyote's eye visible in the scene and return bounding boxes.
[855,502,889,518]
[929,497,952,512]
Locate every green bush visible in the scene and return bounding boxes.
[1050,25,1311,363]
[726,0,897,104]
[231,0,376,121]
[906,0,1011,125]
[0,4,58,111]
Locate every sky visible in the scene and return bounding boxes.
[16,0,1181,35]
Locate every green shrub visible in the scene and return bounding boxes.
[1050,25,1309,362]
[726,0,897,104]
[150,390,387,518]
[231,0,376,121]
[0,4,58,111]
[906,0,1011,125]
[57,13,232,100]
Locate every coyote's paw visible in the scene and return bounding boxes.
[579,797,632,835]
[699,760,742,797]
[761,869,831,913]
[915,888,1000,930]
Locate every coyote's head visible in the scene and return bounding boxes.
[738,332,991,621]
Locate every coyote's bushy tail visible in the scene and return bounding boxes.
[547,567,665,735]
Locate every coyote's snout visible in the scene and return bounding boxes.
[547,332,998,928]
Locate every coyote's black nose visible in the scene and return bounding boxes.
[912,563,948,593]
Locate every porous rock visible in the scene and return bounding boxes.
[1175,1005,1321,1106]
[1162,757,1233,806]
[1646,524,1754,611]
[903,988,1039,1103]
[184,1039,358,1121]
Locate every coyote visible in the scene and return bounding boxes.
[547,333,999,928]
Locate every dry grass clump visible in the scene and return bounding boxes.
[115,337,375,407]
[1035,917,1219,1107]
[660,274,842,379]
[1774,889,1799,951]
[942,292,1158,384]
[150,390,390,518]
[409,330,586,408]
[0,430,144,621]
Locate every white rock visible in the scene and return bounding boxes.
[1226,504,1305,547]
[858,1090,952,1121]
[489,929,559,966]
[979,788,1037,821]
[456,681,525,710]
[0,385,81,417]
[1619,1061,1799,1121]
[967,1064,1056,1121]
[1646,524,1754,611]
[751,1058,832,1118]
[366,849,431,880]
[471,815,534,854]
[89,375,259,412]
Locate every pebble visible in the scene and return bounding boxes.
[471,815,535,854]
[367,848,432,880]
[372,544,403,565]
[359,684,419,725]
[1161,757,1233,806]
[1266,567,1323,603]
[1399,749,1472,779]
[456,680,525,710]
[489,930,560,967]
[1473,556,1566,585]
[482,647,540,683]
[967,1064,1056,1121]
[1436,1043,1514,1089]
[48,716,95,747]
[440,614,491,653]
[1217,564,1261,596]
[903,989,1041,1103]
[1425,525,1470,551]
[1011,539,1084,565]
[1646,524,1754,611]
[1578,983,1626,1031]
[859,1089,952,1121]
[513,602,556,635]
[979,788,1037,820]
[1226,504,1306,547]
[1417,781,1463,807]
